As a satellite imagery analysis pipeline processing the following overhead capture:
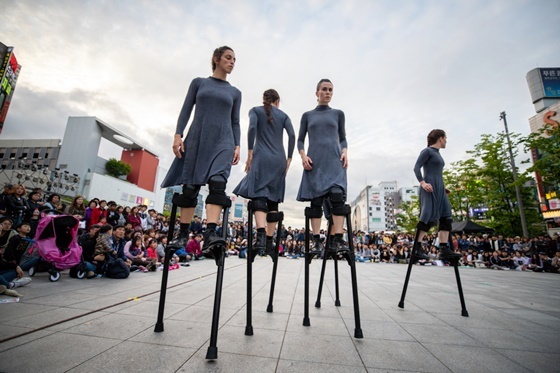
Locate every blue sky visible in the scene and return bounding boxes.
[1,0,559,226]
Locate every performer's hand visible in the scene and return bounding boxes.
[340,149,348,168]
[173,135,184,158]
[445,188,451,195]
[302,155,313,170]
[285,158,292,174]
[244,158,252,173]
[232,146,240,165]
[421,181,433,193]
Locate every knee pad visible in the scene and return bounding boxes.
[305,205,323,219]
[206,175,231,208]
[438,217,453,232]
[249,198,268,213]
[328,187,347,215]
[416,221,433,233]
[267,200,279,212]
[173,185,200,208]
[267,211,284,223]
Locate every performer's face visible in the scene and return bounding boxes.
[215,50,236,74]
[439,136,447,148]
[316,82,333,105]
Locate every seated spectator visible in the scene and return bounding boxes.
[551,250,560,273]
[78,224,101,278]
[380,248,391,263]
[490,251,509,270]
[371,245,380,262]
[105,201,119,227]
[0,224,31,292]
[126,206,142,232]
[5,184,29,225]
[92,224,115,275]
[124,236,156,271]
[481,251,491,268]
[499,250,514,269]
[146,238,161,267]
[156,236,184,264]
[4,222,39,273]
[512,251,529,271]
[187,234,204,260]
[0,217,16,251]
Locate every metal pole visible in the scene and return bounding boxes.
[500,111,528,238]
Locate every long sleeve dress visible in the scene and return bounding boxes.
[296,105,347,201]
[162,77,242,187]
[233,106,295,202]
[413,146,451,224]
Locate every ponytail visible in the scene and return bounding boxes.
[263,89,280,124]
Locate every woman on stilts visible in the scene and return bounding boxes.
[161,46,241,252]
[411,129,461,260]
[297,78,348,253]
[233,89,295,254]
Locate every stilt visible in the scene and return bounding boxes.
[398,230,469,317]
[304,204,362,338]
[154,195,179,333]
[205,205,231,360]
[245,202,255,336]
[266,211,283,313]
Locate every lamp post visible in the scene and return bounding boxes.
[500,111,529,238]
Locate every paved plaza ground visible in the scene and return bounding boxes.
[0,256,559,372]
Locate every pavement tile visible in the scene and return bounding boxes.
[497,348,560,373]
[177,349,278,372]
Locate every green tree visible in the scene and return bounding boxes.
[105,158,132,178]
[396,195,419,233]
[443,159,486,221]
[468,133,541,237]
[521,122,560,188]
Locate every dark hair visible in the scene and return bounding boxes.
[211,46,233,71]
[263,89,280,124]
[316,78,332,91]
[99,224,113,234]
[427,129,446,146]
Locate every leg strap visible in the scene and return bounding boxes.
[267,211,284,223]
[248,199,268,213]
[416,220,433,233]
[305,205,323,219]
[438,217,453,232]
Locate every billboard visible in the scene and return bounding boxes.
[540,68,560,98]
[0,42,22,133]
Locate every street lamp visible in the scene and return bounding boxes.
[500,111,529,237]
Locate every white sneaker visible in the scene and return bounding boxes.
[12,277,32,288]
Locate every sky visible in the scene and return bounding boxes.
[1,0,559,227]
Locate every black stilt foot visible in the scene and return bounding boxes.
[335,300,341,307]
[154,323,164,332]
[266,305,273,313]
[303,317,310,327]
[462,310,469,317]
[206,347,218,360]
[354,329,363,338]
[315,300,321,308]
[245,326,253,336]
[398,301,404,309]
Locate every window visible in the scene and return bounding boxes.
[33,153,39,159]
[9,153,15,158]
[376,207,381,211]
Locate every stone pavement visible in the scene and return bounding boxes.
[0,256,559,372]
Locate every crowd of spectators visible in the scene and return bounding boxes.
[0,184,558,299]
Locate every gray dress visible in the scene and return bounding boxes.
[161,77,241,188]
[233,106,295,202]
[296,105,347,201]
[413,147,451,223]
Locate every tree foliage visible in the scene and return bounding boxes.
[105,158,132,178]
[396,195,419,233]
[443,159,486,221]
[521,122,560,188]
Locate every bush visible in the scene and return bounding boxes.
[105,158,132,178]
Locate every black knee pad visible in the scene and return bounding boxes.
[305,205,323,219]
[328,186,347,215]
[249,198,268,213]
[438,217,453,232]
[267,200,279,212]
[416,221,433,233]
[206,175,231,208]
[267,211,284,223]
[173,185,200,208]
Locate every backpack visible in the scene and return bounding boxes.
[105,258,130,279]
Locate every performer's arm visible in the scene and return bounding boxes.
[298,113,312,170]
[173,78,201,158]
[338,110,348,168]
[413,148,432,192]
[285,115,296,173]
[245,108,257,172]
[231,89,242,165]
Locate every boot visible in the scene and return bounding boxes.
[168,230,189,249]
[253,230,266,256]
[310,236,324,254]
[331,235,349,253]
[202,229,225,253]
[265,237,276,257]
[412,242,429,260]
[439,244,461,259]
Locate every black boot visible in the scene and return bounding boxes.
[310,236,324,254]
[265,237,276,257]
[439,243,461,259]
[168,230,189,249]
[412,242,429,260]
[331,235,349,252]
[253,230,266,256]
[202,229,225,253]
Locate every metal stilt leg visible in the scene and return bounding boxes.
[266,211,283,313]
[303,208,312,327]
[315,221,332,308]
[398,229,422,309]
[245,202,254,336]
[205,206,230,360]
[449,235,469,317]
[154,197,179,332]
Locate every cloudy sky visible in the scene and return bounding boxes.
[1,0,558,226]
